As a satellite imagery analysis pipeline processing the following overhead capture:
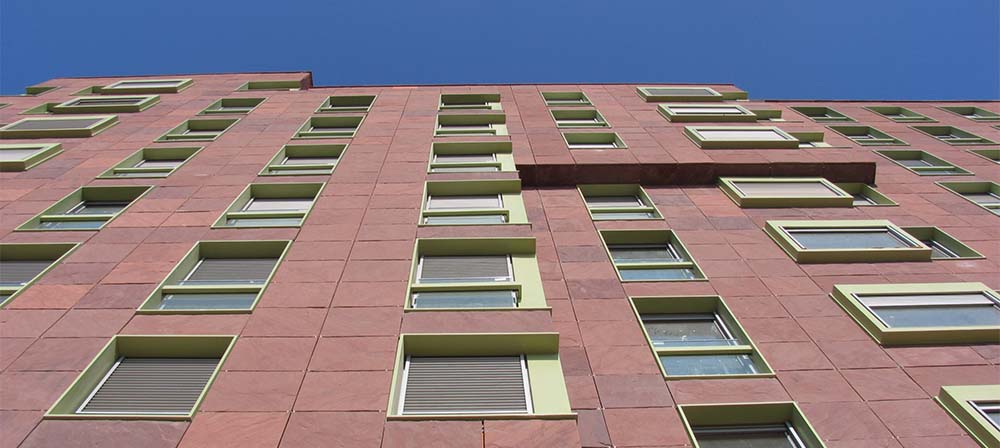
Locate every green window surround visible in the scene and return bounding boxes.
[199,98,265,115]
[551,109,609,128]
[98,146,203,179]
[98,78,193,94]
[790,132,833,148]
[900,226,984,260]
[831,282,1000,346]
[600,229,706,282]
[937,385,1000,448]
[387,333,573,420]
[631,296,773,380]
[137,240,290,314]
[43,95,160,114]
[407,238,546,311]
[912,126,996,145]
[938,181,1000,216]
[637,86,747,102]
[541,91,592,107]
[719,177,854,208]
[875,150,972,176]
[213,182,324,228]
[0,243,79,308]
[46,335,236,420]
[428,141,515,173]
[293,115,364,139]
[420,180,528,226]
[0,115,119,139]
[968,149,1000,164]
[260,143,346,176]
[828,125,907,146]
[439,94,502,111]
[435,114,508,136]
[834,183,897,206]
[156,118,239,142]
[24,85,59,96]
[864,106,934,122]
[764,219,931,263]
[657,104,757,123]
[316,95,376,113]
[791,106,854,123]
[684,126,799,149]
[578,184,663,220]
[679,402,827,448]
[939,106,1000,122]
[0,143,63,171]
[236,80,303,91]
[17,185,152,231]
[563,132,626,149]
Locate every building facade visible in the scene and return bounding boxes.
[0,72,998,448]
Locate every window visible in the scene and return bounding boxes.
[939,106,1000,122]
[938,385,1000,448]
[969,149,1000,164]
[421,180,527,225]
[18,186,151,231]
[718,177,854,208]
[789,132,833,148]
[679,403,825,448]
[541,91,592,107]
[156,118,239,142]
[0,143,63,172]
[49,95,160,113]
[0,116,119,139]
[657,104,756,122]
[428,141,515,173]
[636,86,746,102]
[685,126,799,149]
[831,282,1000,345]
[199,98,265,115]
[913,126,996,145]
[435,114,508,136]
[0,243,78,308]
[260,143,345,176]
[601,230,705,281]
[138,240,289,313]
[749,109,785,122]
[865,106,934,122]
[579,184,662,220]
[99,78,193,94]
[407,238,545,310]
[875,150,972,176]
[900,227,983,260]
[834,183,897,206]
[45,335,235,419]
[214,183,324,228]
[938,181,1000,216]
[563,132,626,149]
[236,80,303,91]
[550,109,608,128]
[316,95,376,113]
[99,146,203,178]
[439,93,502,110]
[790,106,855,122]
[828,125,907,146]
[632,296,772,378]
[764,220,931,263]
[294,116,364,139]
[388,333,572,419]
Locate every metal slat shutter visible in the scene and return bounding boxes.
[79,358,219,414]
[584,195,642,208]
[0,260,52,285]
[418,255,510,282]
[184,258,278,284]
[402,356,529,415]
[427,195,500,209]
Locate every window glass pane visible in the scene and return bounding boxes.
[412,290,517,309]
[38,220,106,229]
[243,198,312,212]
[160,293,258,310]
[585,195,643,208]
[0,260,51,286]
[181,258,278,285]
[965,193,1000,204]
[660,354,758,376]
[68,201,129,215]
[71,97,144,106]
[134,159,184,169]
[282,157,338,165]
[226,217,303,227]
[642,314,738,347]
[787,229,914,250]
[923,240,958,258]
[9,118,103,130]
[694,426,797,448]
[592,211,656,220]
[672,106,745,115]
[852,193,877,206]
[610,245,682,263]
[418,255,511,283]
[424,215,506,225]
[0,148,43,161]
[734,181,842,197]
[115,81,182,88]
[431,166,500,173]
[647,88,715,96]
[869,304,1000,328]
[698,129,787,140]
[620,267,698,281]
[427,195,500,209]
[974,402,1000,429]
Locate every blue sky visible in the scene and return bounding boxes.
[2,0,997,99]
